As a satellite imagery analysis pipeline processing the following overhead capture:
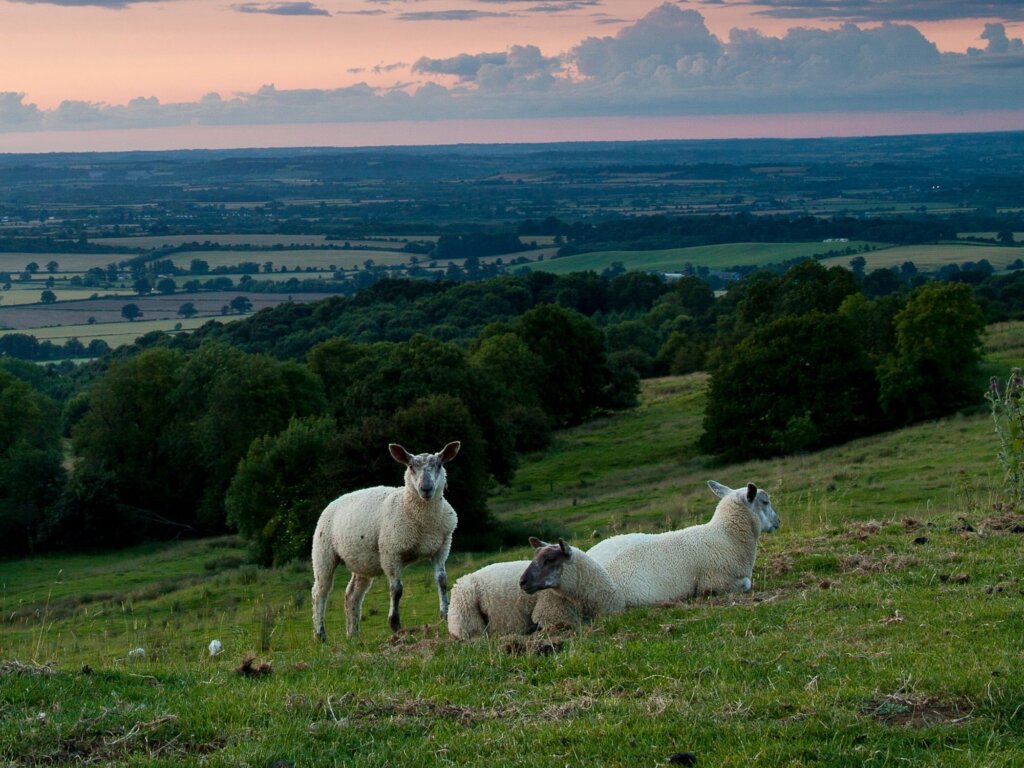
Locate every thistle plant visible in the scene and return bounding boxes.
[986,368,1024,505]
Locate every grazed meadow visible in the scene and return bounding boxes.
[2,325,1022,766]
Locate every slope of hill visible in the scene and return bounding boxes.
[2,350,1022,766]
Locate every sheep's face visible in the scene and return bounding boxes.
[520,537,572,594]
[390,442,460,501]
[707,480,780,533]
[749,486,780,533]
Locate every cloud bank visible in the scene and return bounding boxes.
[738,0,1024,23]
[4,3,1024,133]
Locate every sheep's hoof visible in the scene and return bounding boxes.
[389,615,401,632]
[315,628,327,643]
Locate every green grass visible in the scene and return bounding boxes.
[3,336,1024,766]
[531,242,879,275]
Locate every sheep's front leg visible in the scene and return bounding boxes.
[433,553,450,620]
[382,560,404,632]
[344,574,373,637]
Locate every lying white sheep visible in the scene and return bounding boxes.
[447,560,538,639]
[447,537,622,639]
[586,480,780,606]
[311,441,460,641]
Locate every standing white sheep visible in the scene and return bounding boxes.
[586,480,780,606]
[447,537,623,639]
[311,441,460,641]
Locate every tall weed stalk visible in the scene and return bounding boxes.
[986,368,1024,505]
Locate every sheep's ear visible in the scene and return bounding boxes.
[389,444,413,466]
[746,483,758,502]
[557,538,571,557]
[707,480,731,499]
[529,536,544,549]
[438,441,461,463]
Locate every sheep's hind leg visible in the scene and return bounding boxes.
[311,547,339,642]
[432,554,450,620]
[344,574,374,637]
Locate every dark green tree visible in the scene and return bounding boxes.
[175,343,328,529]
[514,303,635,426]
[230,295,253,314]
[878,282,987,425]
[69,348,191,539]
[0,371,65,555]
[121,303,142,321]
[700,312,881,461]
[226,416,336,566]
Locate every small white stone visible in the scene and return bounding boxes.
[208,639,223,657]
[128,647,145,660]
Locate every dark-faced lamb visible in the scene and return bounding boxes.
[447,537,623,639]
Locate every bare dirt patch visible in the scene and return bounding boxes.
[0,659,56,676]
[866,693,973,727]
[842,521,882,541]
[839,553,920,574]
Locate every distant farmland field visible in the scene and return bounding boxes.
[167,248,411,271]
[0,253,127,273]
[0,285,137,306]
[89,234,438,249]
[0,291,338,331]
[819,243,1023,271]
[529,241,879,275]
[0,315,222,346]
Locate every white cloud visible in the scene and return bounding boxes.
[0,93,44,129]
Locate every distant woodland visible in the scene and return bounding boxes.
[0,134,1022,560]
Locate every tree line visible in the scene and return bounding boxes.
[0,260,993,562]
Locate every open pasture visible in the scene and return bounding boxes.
[0,285,138,307]
[167,248,412,271]
[89,234,438,250]
[0,291,338,330]
[90,234,333,249]
[820,243,1024,271]
[0,315,222,346]
[0,253,127,274]
[529,241,879,275]
[3,367,1023,766]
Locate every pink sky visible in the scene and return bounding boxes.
[2,1,1024,151]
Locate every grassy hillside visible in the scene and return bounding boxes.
[3,339,1023,766]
